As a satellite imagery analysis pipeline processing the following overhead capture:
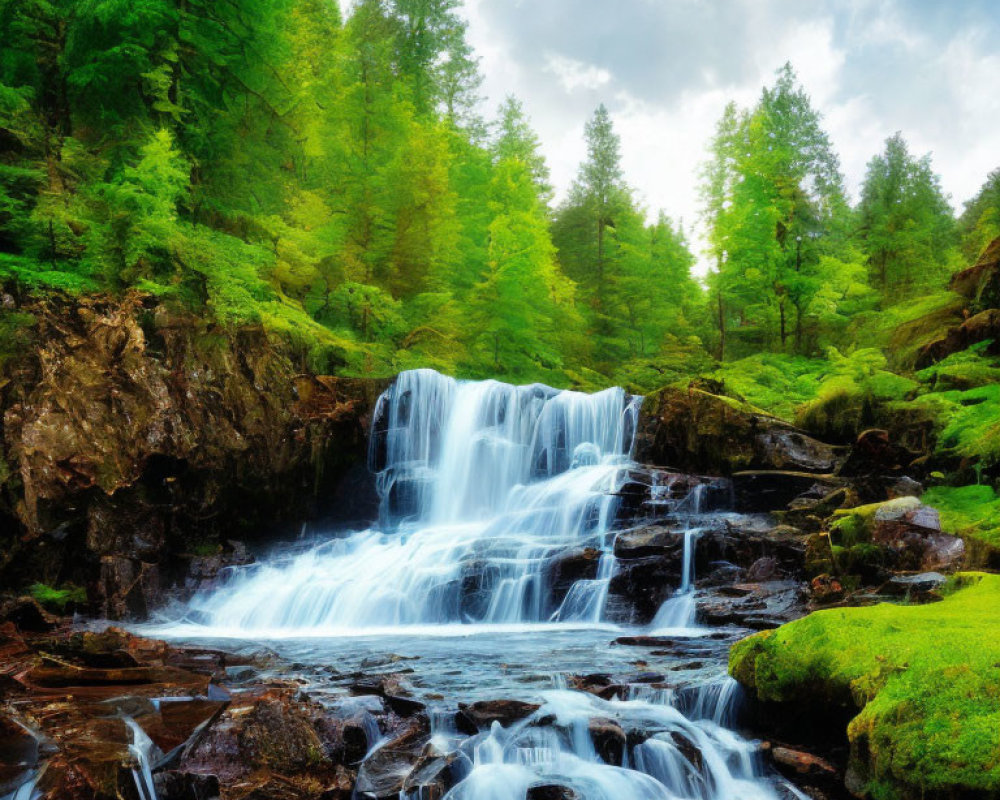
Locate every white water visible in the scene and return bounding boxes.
[435,682,781,800]
[153,369,795,800]
[178,369,642,634]
[125,717,158,800]
[650,527,702,633]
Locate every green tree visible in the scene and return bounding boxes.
[959,168,1000,261]
[857,132,959,298]
[701,64,853,355]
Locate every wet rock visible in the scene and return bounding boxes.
[635,385,840,476]
[97,555,160,619]
[546,547,600,607]
[153,770,221,800]
[746,557,781,582]
[669,731,704,772]
[606,556,680,624]
[0,596,58,633]
[354,722,429,799]
[0,293,386,618]
[700,581,806,628]
[384,694,426,717]
[185,540,254,593]
[771,745,838,776]
[527,785,581,800]
[888,476,924,499]
[809,574,844,605]
[455,699,540,734]
[613,526,682,559]
[238,698,330,771]
[921,534,966,572]
[588,717,626,765]
[733,471,843,514]
[881,572,947,594]
[838,429,921,481]
[0,715,40,796]
[400,753,458,800]
[870,497,965,571]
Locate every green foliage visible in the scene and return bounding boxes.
[959,168,1000,262]
[29,582,87,612]
[857,132,961,299]
[923,484,1000,549]
[730,573,1000,797]
[701,64,860,358]
[795,347,918,439]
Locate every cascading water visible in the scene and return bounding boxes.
[435,683,785,800]
[181,369,642,634]
[650,527,702,632]
[154,369,801,800]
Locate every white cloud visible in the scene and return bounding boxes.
[544,53,613,93]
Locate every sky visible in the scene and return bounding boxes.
[455,0,1000,272]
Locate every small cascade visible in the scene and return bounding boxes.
[125,718,158,800]
[438,686,780,800]
[650,526,702,632]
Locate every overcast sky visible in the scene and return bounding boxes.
[455,0,1000,272]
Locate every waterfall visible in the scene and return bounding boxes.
[181,369,643,634]
[650,526,702,632]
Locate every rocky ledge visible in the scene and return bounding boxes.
[0,292,385,619]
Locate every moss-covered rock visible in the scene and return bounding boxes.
[635,384,839,475]
[923,484,1000,567]
[730,573,1000,799]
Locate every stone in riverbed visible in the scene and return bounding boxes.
[588,717,626,765]
[354,721,429,799]
[455,699,540,734]
[527,785,581,800]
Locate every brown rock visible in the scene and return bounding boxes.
[0,596,58,633]
[810,574,844,605]
[588,717,626,765]
[771,745,838,777]
[455,700,540,734]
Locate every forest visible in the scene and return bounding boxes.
[3,0,996,391]
[3,3,1000,798]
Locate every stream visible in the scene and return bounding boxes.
[145,368,806,800]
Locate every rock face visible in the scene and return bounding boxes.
[0,293,386,617]
[635,385,840,476]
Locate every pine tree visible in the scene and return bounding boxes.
[857,132,959,298]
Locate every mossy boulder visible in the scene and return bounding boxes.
[635,384,839,475]
[827,497,964,574]
[730,573,1000,799]
[923,484,1000,568]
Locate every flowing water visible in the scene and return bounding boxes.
[149,369,800,799]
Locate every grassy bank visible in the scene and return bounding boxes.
[730,573,1000,799]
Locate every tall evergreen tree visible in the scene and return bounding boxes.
[857,132,959,298]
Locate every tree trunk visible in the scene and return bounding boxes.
[716,292,726,361]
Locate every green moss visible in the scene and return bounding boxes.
[709,353,827,421]
[730,573,1000,798]
[916,341,1000,391]
[923,484,1000,549]
[29,582,87,611]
